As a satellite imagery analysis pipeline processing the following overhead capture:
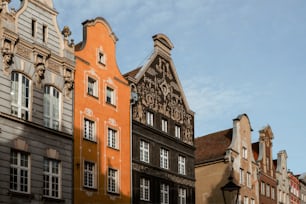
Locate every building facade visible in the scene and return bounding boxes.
[288,171,300,204]
[252,125,277,203]
[195,114,259,204]
[299,174,306,204]
[124,34,195,204]
[274,150,290,204]
[0,0,75,203]
[74,17,131,203]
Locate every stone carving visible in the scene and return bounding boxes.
[132,56,194,145]
[2,40,13,74]
[33,62,45,88]
[63,69,74,98]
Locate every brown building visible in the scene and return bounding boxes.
[288,171,300,204]
[195,114,259,204]
[252,125,277,203]
[124,33,195,204]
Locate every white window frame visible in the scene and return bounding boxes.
[246,172,251,188]
[242,146,247,159]
[160,148,169,169]
[266,184,270,197]
[43,158,61,198]
[140,178,150,201]
[146,111,154,126]
[98,49,105,65]
[11,72,31,120]
[84,118,95,141]
[178,155,186,175]
[140,140,149,163]
[106,86,115,105]
[10,150,30,193]
[87,77,98,97]
[160,183,169,204]
[108,168,119,193]
[271,187,275,200]
[175,125,181,138]
[178,188,186,204]
[108,128,118,149]
[244,196,248,204]
[239,168,244,185]
[84,161,96,188]
[44,86,61,130]
[161,119,168,133]
[261,182,265,195]
[250,198,255,204]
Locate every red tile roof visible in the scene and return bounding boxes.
[123,66,142,79]
[195,128,233,165]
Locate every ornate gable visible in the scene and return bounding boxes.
[129,34,194,145]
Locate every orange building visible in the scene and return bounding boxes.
[74,17,131,203]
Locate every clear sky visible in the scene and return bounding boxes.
[10,0,306,174]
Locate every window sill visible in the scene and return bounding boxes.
[106,101,116,108]
[83,186,98,191]
[107,191,120,196]
[42,196,65,203]
[107,146,120,151]
[83,138,97,143]
[87,94,99,99]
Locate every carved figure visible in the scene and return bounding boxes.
[64,70,74,98]
[34,63,45,88]
[2,51,13,73]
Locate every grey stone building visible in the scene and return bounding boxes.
[124,34,195,204]
[0,0,74,203]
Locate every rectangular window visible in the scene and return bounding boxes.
[42,25,47,43]
[31,19,36,37]
[84,119,95,141]
[161,119,168,133]
[247,172,251,188]
[160,183,169,204]
[250,198,255,204]
[43,158,61,198]
[140,140,149,163]
[44,86,60,130]
[98,51,105,64]
[106,87,115,105]
[178,156,186,175]
[108,168,119,193]
[244,196,248,204]
[271,187,275,200]
[242,147,247,159]
[108,128,118,149]
[10,150,30,193]
[88,77,98,97]
[84,161,95,188]
[178,188,186,204]
[261,182,265,195]
[160,148,169,169]
[266,184,270,197]
[239,168,244,185]
[175,125,181,138]
[146,111,154,126]
[140,178,150,201]
[11,72,30,120]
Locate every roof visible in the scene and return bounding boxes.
[123,66,142,79]
[195,128,233,165]
[252,142,259,161]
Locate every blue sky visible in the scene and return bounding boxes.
[11,0,306,174]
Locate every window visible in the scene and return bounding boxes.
[160,183,169,204]
[261,182,265,195]
[146,111,154,126]
[98,50,105,64]
[160,148,169,169]
[140,140,149,163]
[271,187,275,200]
[108,128,118,149]
[244,196,248,204]
[43,158,61,198]
[140,178,150,201]
[84,161,95,188]
[178,188,186,204]
[88,77,98,97]
[84,119,95,141]
[108,168,119,193]
[247,172,251,188]
[266,184,270,197]
[42,25,47,42]
[242,147,247,159]
[239,168,244,185]
[178,156,186,175]
[44,86,60,130]
[106,87,115,105]
[11,72,30,120]
[10,150,30,193]
[31,19,36,37]
[250,198,255,204]
[161,119,168,133]
[175,125,181,138]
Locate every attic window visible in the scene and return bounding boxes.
[98,50,105,65]
[31,19,36,37]
[42,25,48,43]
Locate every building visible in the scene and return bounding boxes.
[0,0,75,203]
[274,150,290,204]
[195,114,259,204]
[124,33,195,204]
[298,174,306,204]
[252,125,277,203]
[288,171,300,204]
[73,17,131,203]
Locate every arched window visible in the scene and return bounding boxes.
[44,85,60,130]
[11,72,31,120]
